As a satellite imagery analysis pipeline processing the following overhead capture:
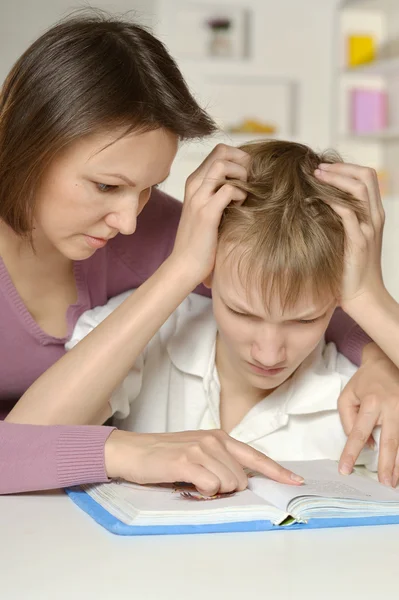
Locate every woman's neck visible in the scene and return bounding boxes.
[0,220,71,273]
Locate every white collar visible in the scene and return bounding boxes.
[166,295,216,379]
[283,342,344,415]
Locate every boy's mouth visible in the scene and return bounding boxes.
[247,362,287,377]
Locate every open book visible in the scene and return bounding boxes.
[67,460,399,535]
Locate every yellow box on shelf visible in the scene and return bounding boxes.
[376,169,389,197]
[347,34,375,68]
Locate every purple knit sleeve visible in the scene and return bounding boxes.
[0,422,115,494]
[325,307,372,366]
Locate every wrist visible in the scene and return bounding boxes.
[163,253,207,290]
[104,429,130,480]
[104,429,153,481]
[341,285,391,323]
[361,341,386,365]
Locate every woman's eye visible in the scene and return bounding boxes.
[96,183,119,193]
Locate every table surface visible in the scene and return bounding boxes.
[1,489,398,600]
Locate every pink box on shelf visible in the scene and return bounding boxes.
[350,89,388,134]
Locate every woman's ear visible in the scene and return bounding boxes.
[203,273,213,289]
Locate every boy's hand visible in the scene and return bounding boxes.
[170,144,250,285]
[104,429,304,496]
[314,162,385,312]
[338,343,399,487]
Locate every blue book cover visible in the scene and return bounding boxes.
[66,487,399,536]
[66,460,399,536]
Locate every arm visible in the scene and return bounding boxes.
[325,307,372,367]
[344,289,399,370]
[0,421,114,494]
[2,145,305,494]
[6,145,247,426]
[64,290,145,425]
[315,162,399,485]
[0,422,304,496]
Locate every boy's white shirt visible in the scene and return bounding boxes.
[67,290,378,469]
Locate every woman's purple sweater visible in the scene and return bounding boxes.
[0,190,370,494]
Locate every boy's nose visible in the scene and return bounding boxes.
[251,332,286,368]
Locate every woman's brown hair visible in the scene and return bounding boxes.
[219,139,367,309]
[0,11,216,235]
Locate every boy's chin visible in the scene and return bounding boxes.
[244,362,298,389]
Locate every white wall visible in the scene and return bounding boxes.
[0,0,340,193]
[0,0,156,82]
[1,1,398,298]
[155,0,341,199]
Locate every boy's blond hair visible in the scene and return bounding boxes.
[219,139,367,309]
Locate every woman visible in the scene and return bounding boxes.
[0,12,397,494]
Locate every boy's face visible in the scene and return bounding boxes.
[211,244,337,393]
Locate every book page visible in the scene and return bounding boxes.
[248,459,399,513]
[83,480,286,526]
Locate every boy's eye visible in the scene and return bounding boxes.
[298,318,318,325]
[227,306,250,318]
[96,183,119,193]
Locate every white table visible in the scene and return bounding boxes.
[1,490,398,600]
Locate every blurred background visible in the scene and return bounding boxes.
[1,0,399,298]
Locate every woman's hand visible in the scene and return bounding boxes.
[170,143,249,284]
[338,343,399,487]
[314,162,385,311]
[104,428,304,496]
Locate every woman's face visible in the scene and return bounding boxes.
[33,127,178,260]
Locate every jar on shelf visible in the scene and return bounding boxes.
[206,17,233,58]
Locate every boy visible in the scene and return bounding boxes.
[67,140,378,467]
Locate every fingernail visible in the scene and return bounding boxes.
[318,163,329,170]
[314,169,322,176]
[339,463,352,475]
[383,476,393,488]
[290,473,304,483]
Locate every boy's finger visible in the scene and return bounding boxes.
[318,197,366,247]
[315,169,370,208]
[378,419,399,487]
[318,162,375,182]
[392,450,399,488]
[316,163,383,226]
[339,403,380,474]
[337,386,360,435]
[194,144,250,179]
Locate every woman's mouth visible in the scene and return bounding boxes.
[84,235,109,249]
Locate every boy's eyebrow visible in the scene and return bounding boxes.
[223,296,335,320]
[293,300,335,320]
[222,297,259,316]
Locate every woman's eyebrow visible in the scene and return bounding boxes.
[98,173,136,186]
[97,172,171,186]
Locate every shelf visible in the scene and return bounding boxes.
[344,128,399,141]
[342,0,398,10]
[343,55,399,77]
[179,131,300,157]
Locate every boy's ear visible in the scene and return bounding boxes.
[203,273,213,289]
